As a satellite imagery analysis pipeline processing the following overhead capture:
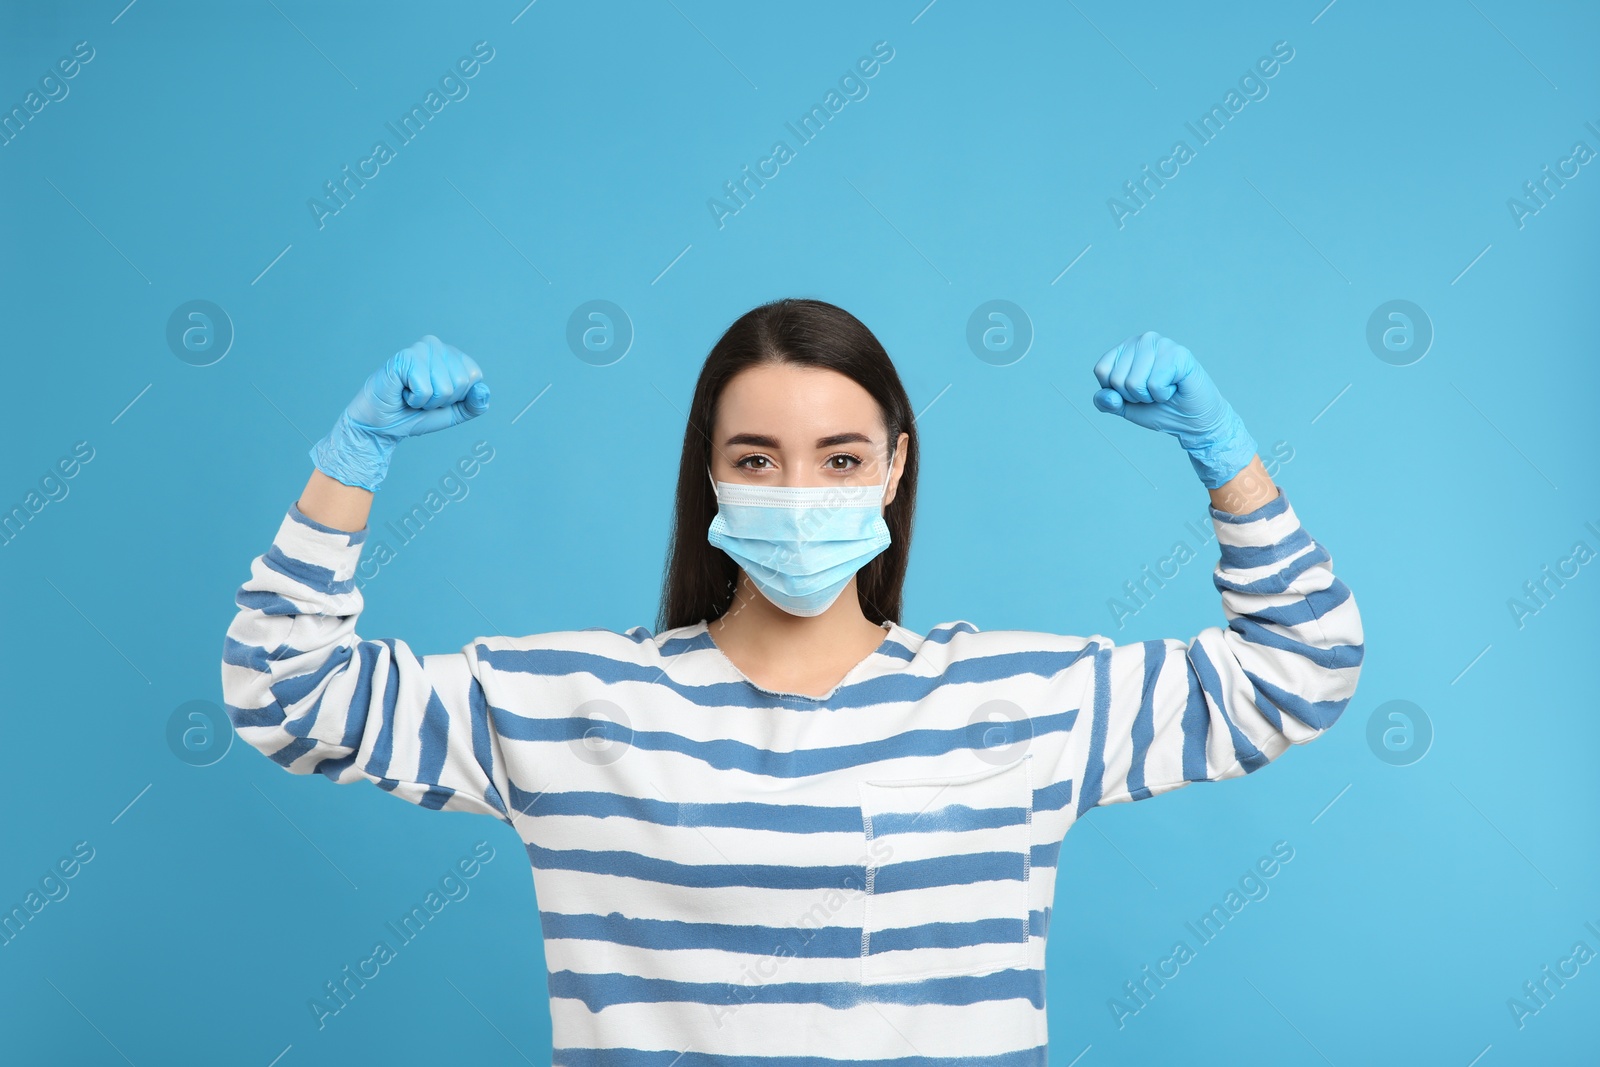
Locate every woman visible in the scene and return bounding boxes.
[222,298,1363,1063]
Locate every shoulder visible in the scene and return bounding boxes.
[462,625,693,690]
[899,620,1100,671]
[470,622,711,660]
[466,623,676,663]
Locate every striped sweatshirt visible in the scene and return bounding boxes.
[220,486,1363,1065]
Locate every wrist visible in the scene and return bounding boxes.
[309,411,395,492]
[298,469,375,531]
[1208,455,1276,514]
[1178,406,1258,489]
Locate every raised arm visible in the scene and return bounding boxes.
[1069,333,1364,812]
[220,337,515,821]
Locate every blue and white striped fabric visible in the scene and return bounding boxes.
[221,486,1363,1064]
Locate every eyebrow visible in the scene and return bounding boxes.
[724,432,876,449]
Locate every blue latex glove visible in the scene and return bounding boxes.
[309,335,490,492]
[1091,331,1257,489]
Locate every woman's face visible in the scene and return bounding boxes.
[711,363,908,504]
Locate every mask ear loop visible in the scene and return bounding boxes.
[705,466,719,502]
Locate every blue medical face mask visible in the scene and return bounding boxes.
[706,452,895,618]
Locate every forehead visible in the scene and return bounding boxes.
[714,363,883,439]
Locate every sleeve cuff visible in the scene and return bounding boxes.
[1208,485,1288,525]
[264,503,368,597]
[288,500,368,544]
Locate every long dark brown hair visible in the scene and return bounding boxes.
[657,298,919,632]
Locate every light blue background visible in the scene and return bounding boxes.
[2,0,1596,1063]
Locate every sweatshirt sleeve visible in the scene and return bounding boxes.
[220,502,516,823]
[1070,486,1364,813]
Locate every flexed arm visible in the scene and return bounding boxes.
[1070,332,1364,811]
[221,337,516,821]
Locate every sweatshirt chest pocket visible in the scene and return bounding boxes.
[857,755,1033,985]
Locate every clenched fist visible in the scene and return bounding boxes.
[1092,331,1257,489]
[309,335,491,492]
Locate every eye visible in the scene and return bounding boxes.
[825,452,863,472]
[735,454,774,471]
